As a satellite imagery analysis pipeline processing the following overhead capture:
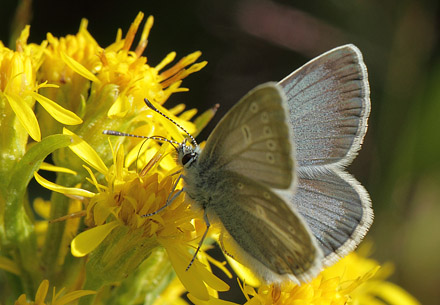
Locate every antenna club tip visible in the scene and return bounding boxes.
[144,98,156,109]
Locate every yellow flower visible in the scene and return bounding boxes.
[199,248,420,305]
[37,12,207,179]
[14,279,95,305]
[0,25,81,148]
[38,12,206,131]
[1,11,214,305]
[35,128,228,301]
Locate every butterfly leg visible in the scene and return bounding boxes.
[142,174,183,217]
[186,211,210,271]
[219,232,235,259]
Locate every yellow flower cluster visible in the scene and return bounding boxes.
[14,280,95,305]
[233,249,421,305]
[0,11,221,305]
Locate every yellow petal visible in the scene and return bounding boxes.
[368,281,421,305]
[71,221,120,257]
[225,251,261,288]
[33,198,51,219]
[186,61,208,74]
[141,15,154,43]
[179,108,197,121]
[155,52,176,71]
[93,201,115,226]
[36,81,59,90]
[34,171,95,198]
[187,294,239,305]
[0,256,20,275]
[16,294,27,305]
[39,162,77,175]
[83,165,102,192]
[122,11,144,51]
[168,103,186,115]
[182,51,202,66]
[196,260,230,292]
[161,239,210,301]
[55,290,96,305]
[63,128,108,174]
[60,51,100,83]
[35,280,49,305]
[4,93,41,141]
[204,253,232,280]
[193,104,219,137]
[107,95,130,117]
[31,92,83,125]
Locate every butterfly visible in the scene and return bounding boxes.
[104,44,372,284]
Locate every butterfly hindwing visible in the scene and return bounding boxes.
[207,172,322,283]
[290,169,373,265]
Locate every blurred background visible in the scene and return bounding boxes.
[1,0,439,303]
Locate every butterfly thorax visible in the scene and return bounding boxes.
[179,146,229,211]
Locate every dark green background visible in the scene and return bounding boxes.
[1,0,439,303]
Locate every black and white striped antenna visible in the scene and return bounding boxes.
[103,98,198,148]
[143,99,198,147]
[102,130,180,147]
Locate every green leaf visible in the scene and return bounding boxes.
[6,134,73,208]
[3,134,72,296]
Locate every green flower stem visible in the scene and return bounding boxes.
[0,97,28,193]
[2,134,72,296]
[40,170,90,286]
[79,226,161,305]
[59,248,85,289]
[107,248,175,305]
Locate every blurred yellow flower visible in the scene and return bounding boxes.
[14,279,95,305]
[204,248,420,305]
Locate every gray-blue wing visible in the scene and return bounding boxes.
[279,44,373,265]
[200,83,295,191]
[280,44,370,168]
[209,172,322,283]
[291,168,372,265]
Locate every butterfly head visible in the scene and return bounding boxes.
[177,139,201,168]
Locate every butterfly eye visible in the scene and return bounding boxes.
[181,153,195,166]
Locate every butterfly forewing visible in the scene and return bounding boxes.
[200,83,294,190]
[208,173,322,282]
[280,44,370,168]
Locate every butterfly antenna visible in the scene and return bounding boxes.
[144,98,198,147]
[103,130,181,147]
